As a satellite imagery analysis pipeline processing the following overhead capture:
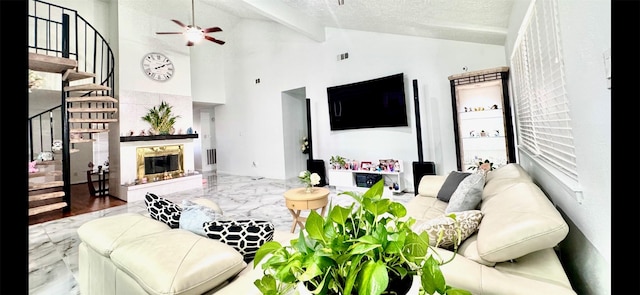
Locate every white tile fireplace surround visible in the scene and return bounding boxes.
[115,90,200,203]
[117,138,200,203]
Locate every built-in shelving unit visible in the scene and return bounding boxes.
[448,67,516,171]
[328,168,405,197]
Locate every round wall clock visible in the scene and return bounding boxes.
[141,52,174,82]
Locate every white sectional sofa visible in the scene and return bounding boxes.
[77,163,576,294]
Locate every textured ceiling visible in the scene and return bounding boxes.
[201,0,515,45]
[129,0,515,45]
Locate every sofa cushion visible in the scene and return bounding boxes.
[445,171,485,214]
[405,195,448,221]
[110,229,247,295]
[203,219,275,263]
[77,212,170,257]
[413,210,483,249]
[179,199,223,236]
[436,171,471,202]
[144,192,181,228]
[477,182,569,263]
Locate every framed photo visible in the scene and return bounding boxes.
[360,161,372,171]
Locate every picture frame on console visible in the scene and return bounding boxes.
[360,161,372,171]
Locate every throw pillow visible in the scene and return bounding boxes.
[144,192,182,228]
[413,210,483,249]
[445,170,485,214]
[436,171,472,202]
[203,219,275,263]
[179,200,223,236]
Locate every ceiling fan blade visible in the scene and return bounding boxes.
[203,27,222,33]
[156,32,183,34]
[171,19,188,28]
[205,35,225,45]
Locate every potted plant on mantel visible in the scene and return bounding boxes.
[253,180,471,295]
[141,100,180,135]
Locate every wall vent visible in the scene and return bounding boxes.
[206,148,216,165]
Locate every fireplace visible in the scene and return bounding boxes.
[137,144,184,181]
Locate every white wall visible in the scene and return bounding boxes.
[506,1,611,294]
[214,19,506,188]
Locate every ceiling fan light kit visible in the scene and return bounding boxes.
[156,0,225,46]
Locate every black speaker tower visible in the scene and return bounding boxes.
[305,98,327,186]
[411,79,436,194]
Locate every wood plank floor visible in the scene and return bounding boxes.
[28,182,127,226]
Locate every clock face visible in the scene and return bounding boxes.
[141,52,174,82]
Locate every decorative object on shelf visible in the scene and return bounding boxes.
[298,170,321,193]
[490,104,498,109]
[29,161,39,173]
[37,151,53,161]
[88,161,94,169]
[468,159,495,172]
[28,70,43,92]
[141,100,181,135]
[51,139,63,152]
[301,136,309,154]
[253,179,470,295]
[187,127,193,134]
[360,161,372,171]
[329,155,346,169]
[480,130,487,137]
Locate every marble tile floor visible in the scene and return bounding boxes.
[28,171,415,295]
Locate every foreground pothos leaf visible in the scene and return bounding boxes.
[420,256,446,294]
[356,260,389,295]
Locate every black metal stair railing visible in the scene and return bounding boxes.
[28,0,116,211]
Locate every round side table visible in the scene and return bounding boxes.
[283,187,330,233]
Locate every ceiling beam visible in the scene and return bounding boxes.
[241,0,326,42]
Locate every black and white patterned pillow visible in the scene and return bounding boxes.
[144,192,182,228]
[203,219,275,262]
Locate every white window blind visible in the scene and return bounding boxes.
[510,0,578,181]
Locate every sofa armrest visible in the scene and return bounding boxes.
[416,175,448,197]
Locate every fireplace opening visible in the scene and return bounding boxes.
[137,144,184,181]
[144,155,179,175]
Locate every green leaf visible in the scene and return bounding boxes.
[362,179,385,200]
[343,254,363,295]
[420,256,446,294]
[388,202,407,218]
[348,242,381,255]
[445,287,473,295]
[356,260,389,295]
[253,241,282,267]
[306,210,325,242]
[364,198,391,217]
[329,205,352,226]
[253,275,277,295]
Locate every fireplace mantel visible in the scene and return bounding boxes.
[120,134,198,142]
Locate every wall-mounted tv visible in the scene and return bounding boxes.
[327,73,408,131]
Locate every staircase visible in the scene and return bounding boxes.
[28,0,117,216]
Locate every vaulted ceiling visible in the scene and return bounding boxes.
[130,0,515,46]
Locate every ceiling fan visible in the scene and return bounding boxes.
[156,0,225,46]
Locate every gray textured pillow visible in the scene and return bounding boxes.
[445,171,485,214]
[179,200,223,236]
[413,210,483,249]
[436,171,471,202]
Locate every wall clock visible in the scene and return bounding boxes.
[141,52,174,82]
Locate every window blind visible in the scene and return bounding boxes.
[510,0,578,181]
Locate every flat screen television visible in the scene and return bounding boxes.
[327,73,408,131]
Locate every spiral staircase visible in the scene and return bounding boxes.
[28,0,117,216]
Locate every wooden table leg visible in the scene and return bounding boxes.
[289,209,304,233]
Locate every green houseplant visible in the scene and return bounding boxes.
[253,180,471,295]
[329,155,347,169]
[141,100,180,135]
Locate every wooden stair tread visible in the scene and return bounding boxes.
[29,52,77,73]
[29,181,64,191]
[64,84,111,92]
[29,202,68,216]
[68,107,118,113]
[70,128,109,133]
[29,171,62,178]
[70,138,96,143]
[63,69,95,82]
[67,96,118,103]
[29,191,65,202]
[68,118,118,123]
